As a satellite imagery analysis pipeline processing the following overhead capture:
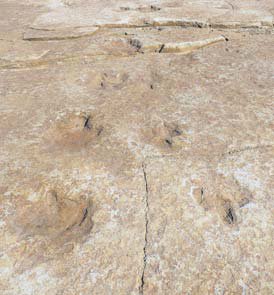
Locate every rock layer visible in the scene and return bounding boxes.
[0,0,274,294]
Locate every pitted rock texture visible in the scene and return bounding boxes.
[0,0,274,294]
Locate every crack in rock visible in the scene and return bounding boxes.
[222,144,273,157]
[139,162,149,295]
[23,27,99,41]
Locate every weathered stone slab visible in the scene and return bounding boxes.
[0,0,273,294]
[143,153,274,294]
[30,0,274,30]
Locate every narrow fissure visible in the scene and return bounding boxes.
[139,162,149,295]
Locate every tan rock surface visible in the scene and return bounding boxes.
[0,0,273,294]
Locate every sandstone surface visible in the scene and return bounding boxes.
[0,1,274,294]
